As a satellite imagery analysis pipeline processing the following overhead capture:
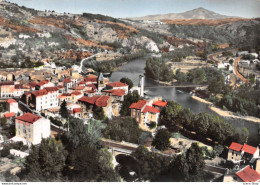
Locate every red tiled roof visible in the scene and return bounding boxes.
[129,100,147,109]
[7,99,17,104]
[16,113,41,124]
[95,95,110,107]
[73,86,85,90]
[36,80,49,87]
[71,91,82,96]
[106,81,128,87]
[104,89,126,97]
[229,142,243,152]
[45,87,59,92]
[15,84,24,89]
[236,165,260,182]
[31,89,48,97]
[85,77,97,82]
[142,105,160,113]
[29,82,37,87]
[73,108,81,113]
[241,144,258,155]
[78,81,85,85]
[4,112,15,118]
[84,90,95,94]
[57,85,64,89]
[153,100,168,107]
[78,95,109,107]
[61,93,71,97]
[64,78,71,83]
[0,81,14,85]
[86,84,97,90]
[78,95,101,105]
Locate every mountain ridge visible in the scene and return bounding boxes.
[127,7,240,21]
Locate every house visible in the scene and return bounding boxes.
[6,99,18,114]
[227,142,259,164]
[70,108,81,118]
[78,95,115,118]
[0,81,15,98]
[102,89,126,102]
[105,81,129,94]
[4,112,15,119]
[58,91,83,104]
[236,165,260,182]
[30,87,59,112]
[152,100,168,111]
[15,113,50,145]
[63,78,73,92]
[129,99,160,127]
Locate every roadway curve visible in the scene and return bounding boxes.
[79,53,100,73]
[234,57,248,83]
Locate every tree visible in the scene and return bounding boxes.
[170,143,205,181]
[120,77,133,90]
[208,76,225,95]
[22,138,67,181]
[131,145,172,181]
[147,121,156,130]
[160,101,183,126]
[152,128,171,151]
[120,91,140,116]
[103,117,142,144]
[69,145,120,181]
[93,105,105,120]
[60,100,69,119]
[186,143,205,175]
[229,59,234,65]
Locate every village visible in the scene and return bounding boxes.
[0,51,259,182]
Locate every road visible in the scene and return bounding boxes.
[79,53,100,73]
[234,57,248,83]
[207,49,248,84]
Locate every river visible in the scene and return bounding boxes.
[110,57,260,146]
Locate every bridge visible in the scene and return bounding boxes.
[102,138,138,156]
[144,84,207,89]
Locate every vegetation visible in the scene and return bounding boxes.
[21,138,67,181]
[49,116,63,127]
[15,117,119,182]
[152,128,171,151]
[120,91,140,116]
[60,100,69,119]
[93,105,105,120]
[0,102,7,113]
[117,143,207,182]
[103,117,142,144]
[145,57,174,82]
[160,100,249,146]
[120,77,134,90]
[131,145,172,181]
[162,46,196,61]
[84,51,146,73]
[170,143,206,182]
[175,67,223,85]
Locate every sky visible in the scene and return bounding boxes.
[8,0,260,18]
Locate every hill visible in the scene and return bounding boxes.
[128,7,237,21]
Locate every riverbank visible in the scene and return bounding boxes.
[191,95,260,124]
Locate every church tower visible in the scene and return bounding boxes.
[97,73,105,92]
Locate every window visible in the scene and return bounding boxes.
[232,152,234,155]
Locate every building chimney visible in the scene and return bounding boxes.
[138,75,144,97]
